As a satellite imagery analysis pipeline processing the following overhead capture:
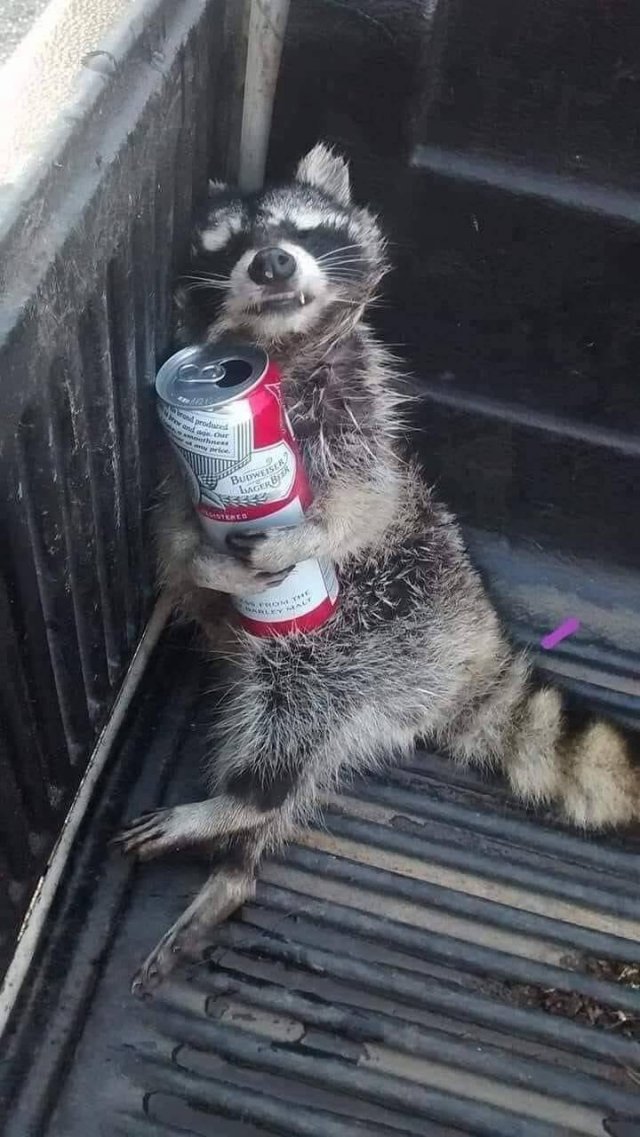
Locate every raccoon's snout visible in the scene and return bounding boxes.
[248,247,296,285]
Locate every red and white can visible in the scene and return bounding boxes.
[155,343,339,636]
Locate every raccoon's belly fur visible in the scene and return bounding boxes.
[219,480,505,790]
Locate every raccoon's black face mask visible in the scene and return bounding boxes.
[180,143,387,343]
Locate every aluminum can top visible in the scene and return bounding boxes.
[155,343,269,411]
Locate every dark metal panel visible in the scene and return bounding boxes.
[209,920,640,1067]
[137,1047,470,1136]
[0,433,73,788]
[143,1020,574,1137]
[198,969,640,1116]
[253,881,640,1017]
[15,398,92,753]
[45,355,110,717]
[323,810,640,921]
[0,727,36,883]
[77,294,131,682]
[0,575,56,828]
[107,240,148,639]
[360,765,640,875]
[413,0,640,193]
[115,1109,276,1137]
[130,199,161,599]
[285,844,640,964]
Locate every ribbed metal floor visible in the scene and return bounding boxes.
[3,637,640,1137]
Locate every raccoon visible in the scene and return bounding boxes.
[115,143,640,994]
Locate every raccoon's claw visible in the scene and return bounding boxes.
[131,870,253,995]
[132,919,222,996]
[227,526,302,572]
[226,530,267,559]
[112,808,174,860]
[227,527,297,559]
[131,929,184,996]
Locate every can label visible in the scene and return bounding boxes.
[201,495,339,636]
[156,345,339,636]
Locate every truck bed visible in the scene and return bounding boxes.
[3,632,640,1137]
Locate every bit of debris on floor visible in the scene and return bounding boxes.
[507,959,640,1040]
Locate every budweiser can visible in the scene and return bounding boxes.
[155,343,339,636]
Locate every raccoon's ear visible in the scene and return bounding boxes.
[295,143,351,207]
[208,179,228,196]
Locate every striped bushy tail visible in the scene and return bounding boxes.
[445,653,640,830]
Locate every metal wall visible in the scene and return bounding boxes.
[0,0,225,979]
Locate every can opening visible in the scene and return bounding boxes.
[216,359,254,388]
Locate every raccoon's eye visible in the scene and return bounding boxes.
[295,228,314,237]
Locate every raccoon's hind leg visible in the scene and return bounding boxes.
[126,639,439,994]
[127,716,407,992]
[129,783,301,994]
[129,758,308,994]
[442,652,640,829]
[131,823,278,995]
[127,728,309,993]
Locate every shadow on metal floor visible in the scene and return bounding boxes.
[2,633,640,1137]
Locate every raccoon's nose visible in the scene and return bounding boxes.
[248,247,296,285]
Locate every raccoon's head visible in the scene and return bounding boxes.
[180,144,387,345]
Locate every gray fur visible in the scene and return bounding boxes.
[117,144,640,994]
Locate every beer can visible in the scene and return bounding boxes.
[155,343,339,636]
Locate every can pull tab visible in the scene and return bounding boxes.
[178,363,226,384]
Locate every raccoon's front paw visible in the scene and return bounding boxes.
[190,546,291,595]
[227,523,320,572]
[112,807,195,860]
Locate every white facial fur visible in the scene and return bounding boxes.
[200,209,245,252]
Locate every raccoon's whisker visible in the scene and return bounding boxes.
[323,267,365,276]
[318,250,361,259]
[181,272,230,283]
[325,281,361,291]
[318,242,359,254]
[317,244,360,261]
[323,265,362,276]
[180,274,231,292]
[182,281,231,293]
[321,264,364,273]
[183,277,230,287]
[318,257,364,268]
[323,268,364,277]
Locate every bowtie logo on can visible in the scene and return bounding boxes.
[155,343,339,636]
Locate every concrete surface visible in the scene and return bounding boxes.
[0,0,50,65]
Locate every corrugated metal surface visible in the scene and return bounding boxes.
[4,642,639,1136]
[0,0,224,980]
